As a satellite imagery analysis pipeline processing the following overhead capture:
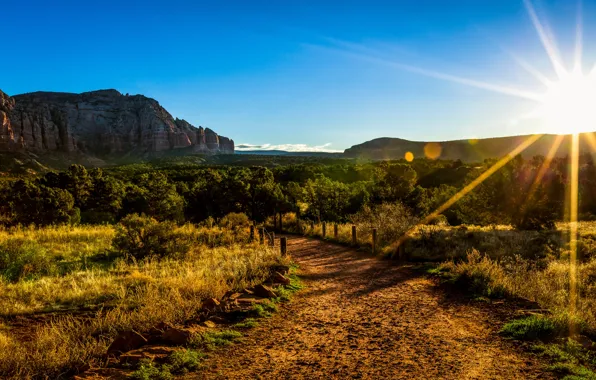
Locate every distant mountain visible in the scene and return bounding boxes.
[236,150,343,157]
[0,89,234,163]
[344,134,595,162]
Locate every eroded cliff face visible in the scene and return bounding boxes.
[0,90,19,151]
[0,89,234,156]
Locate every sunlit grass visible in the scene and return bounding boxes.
[0,223,286,379]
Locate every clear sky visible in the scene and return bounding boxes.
[2,0,595,151]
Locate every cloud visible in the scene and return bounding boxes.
[236,143,343,153]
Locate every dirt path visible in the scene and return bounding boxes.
[187,236,551,379]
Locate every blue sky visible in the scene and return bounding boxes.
[2,0,595,151]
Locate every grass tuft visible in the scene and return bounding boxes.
[500,315,567,341]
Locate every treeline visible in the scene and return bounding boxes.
[1,153,594,230]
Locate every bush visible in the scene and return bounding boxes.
[0,238,56,282]
[500,315,566,341]
[351,203,417,247]
[112,214,191,261]
[219,212,250,230]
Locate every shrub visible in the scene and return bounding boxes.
[500,315,566,341]
[168,349,204,374]
[219,212,250,230]
[0,238,56,282]
[112,214,191,261]
[351,203,417,247]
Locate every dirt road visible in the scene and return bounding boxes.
[188,236,550,379]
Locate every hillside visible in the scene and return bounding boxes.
[344,134,595,161]
[0,89,234,165]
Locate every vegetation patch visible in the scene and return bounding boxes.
[500,316,569,341]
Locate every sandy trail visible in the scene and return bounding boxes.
[187,236,550,379]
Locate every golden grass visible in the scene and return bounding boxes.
[0,224,286,379]
[0,224,114,261]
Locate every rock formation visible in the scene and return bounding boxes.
[0,90,17,151]
[0,89,234,157]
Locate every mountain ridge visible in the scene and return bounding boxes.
[344,133,595,162]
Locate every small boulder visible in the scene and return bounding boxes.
[202,320,217,328]
[273,265,291,275]
[253,284,277,298]
[161,327,193,346]
[202,298,221,311]
[119,346,180,365]
[270,271,291,285]
[107,330,148,355]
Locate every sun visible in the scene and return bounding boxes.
[537,71,596,135]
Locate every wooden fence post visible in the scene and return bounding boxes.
[250,225,255,242]
[372,228,378,254]
[279,212,283,232]
[259,228,265,244]
[269,232,275,247]
[273,214,277,231]
[334,224,338,239]
[280,237,287,256]
[310,221,315,231]
[322,222,326,238]
[352,225,357,246]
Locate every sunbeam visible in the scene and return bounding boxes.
[569,133,580,334]
[584,132,596,152]
[525,134,564,205]
[524,0,567,78]
[393,134,543,256]
[574,0,583,72]
[321,44,545,102]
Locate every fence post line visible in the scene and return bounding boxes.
[269,232,275,247]
[250,225,255,242]
[352,225,357,246]
[280,237,287,256]
[259,228,265,244]
[322,222,327,238]
[334,224,338,239]
[372,228,378,254]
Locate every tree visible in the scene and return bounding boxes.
[7,180,79,225]
[122,172,184,221]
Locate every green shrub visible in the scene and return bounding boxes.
[500,315,567,341]
[190,330,242,351]
[168,349,204,374]
[112,214,190,261]
[130,359,173,380]
[0,238,56,282]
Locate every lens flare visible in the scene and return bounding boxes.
[424,143,442,159]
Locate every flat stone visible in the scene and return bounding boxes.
[161,327,193,346]
[107,330,148,355]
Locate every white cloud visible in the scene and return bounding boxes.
[236,143,343,153]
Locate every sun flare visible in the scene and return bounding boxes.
[537,71,596,134]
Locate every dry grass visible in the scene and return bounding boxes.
[0,224,114,262]
[426,223,596,336]
[0,224,286,379]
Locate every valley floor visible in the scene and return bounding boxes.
[186,236,552,379]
